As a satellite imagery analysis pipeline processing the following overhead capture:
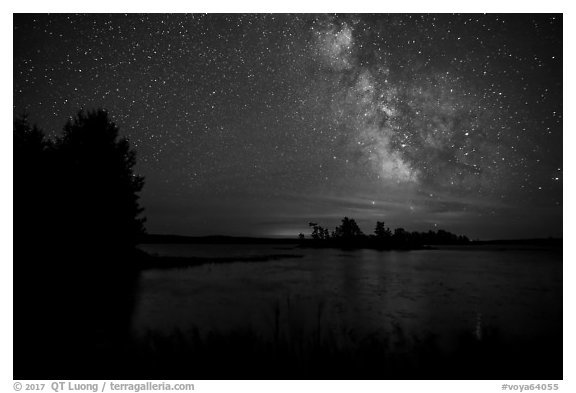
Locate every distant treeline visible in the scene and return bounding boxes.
[299,217,470,249]
[141,234,300,245]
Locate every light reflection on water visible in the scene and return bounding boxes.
[133,244,562,347]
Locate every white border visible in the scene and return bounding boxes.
[3,1,573,391]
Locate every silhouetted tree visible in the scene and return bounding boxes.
[334,217,364,239]
[394,228,406,237]
[53,109,145,250]
[14,109,146,378]
[14,115,55,376]
[14,114,47,162]
[14,115,51,241]
[309,222,320,240]
[374,221,392,239]
[309,222,331,240]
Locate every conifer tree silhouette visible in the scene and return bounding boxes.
[14,109,146,378]
[54,109,145,251]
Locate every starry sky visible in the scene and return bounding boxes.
[13,14,562,239]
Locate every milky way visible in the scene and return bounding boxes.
[13,14,562,238]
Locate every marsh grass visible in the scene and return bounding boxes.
[25,297,561,380]
[122,323,560,379]
[118,301,562,379]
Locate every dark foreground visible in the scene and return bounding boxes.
[16,319,562,380]
[15,247,562,380]
[132,321,562,379]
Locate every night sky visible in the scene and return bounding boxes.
[13,14,562,239]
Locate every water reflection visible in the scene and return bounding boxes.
[133,244,562,351]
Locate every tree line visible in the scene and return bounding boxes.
[299,217,470,249]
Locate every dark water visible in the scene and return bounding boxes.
[133,244,562,349]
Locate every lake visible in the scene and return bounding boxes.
[133,243,562,351]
